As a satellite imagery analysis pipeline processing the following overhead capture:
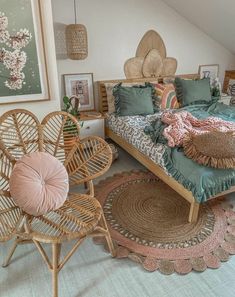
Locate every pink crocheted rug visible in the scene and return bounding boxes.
[94,170,235,275]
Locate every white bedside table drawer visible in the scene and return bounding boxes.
[80,118,104,139]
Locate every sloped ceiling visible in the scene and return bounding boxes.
[162,0,235,55]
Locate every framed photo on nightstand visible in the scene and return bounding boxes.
[63,73,95,111]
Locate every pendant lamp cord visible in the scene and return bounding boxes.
[74,0,77,24]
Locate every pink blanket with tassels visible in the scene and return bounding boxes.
[162,110,235,147]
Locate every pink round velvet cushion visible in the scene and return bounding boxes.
[9,152,69,216]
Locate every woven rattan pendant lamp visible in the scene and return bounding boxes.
[66,0,88,60]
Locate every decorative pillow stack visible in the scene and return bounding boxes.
[151,83,179,109]
[106,77,215,116]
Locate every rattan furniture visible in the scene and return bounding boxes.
[0,109,115,297]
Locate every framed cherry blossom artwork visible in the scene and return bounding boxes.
[0,0,49,104]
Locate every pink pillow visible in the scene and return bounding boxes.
[9,152,69,216]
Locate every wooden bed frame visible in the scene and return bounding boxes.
[97,75,235,223]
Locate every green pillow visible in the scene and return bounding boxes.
[175,77,212,106]
[113,83,155,116]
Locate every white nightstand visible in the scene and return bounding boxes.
[79,113,105,139]
[219,94,232,105]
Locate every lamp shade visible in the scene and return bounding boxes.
[65,24,88,60]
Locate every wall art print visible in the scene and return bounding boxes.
[63,73,95,111]
[198,64,219,80]
[0,0,49,104]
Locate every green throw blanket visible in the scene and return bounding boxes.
[144,102,235,203]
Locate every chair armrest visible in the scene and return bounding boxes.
[64,136,112,186]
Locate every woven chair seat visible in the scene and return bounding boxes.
[27,193,102,244]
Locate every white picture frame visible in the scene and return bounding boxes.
[0,0,50,105]
[198,64,219,80]
[63,73,95,111]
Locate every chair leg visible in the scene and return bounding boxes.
[100,213,116,257]
[57,244,61,263]
[2,238,19,267]
[52,243,60,297]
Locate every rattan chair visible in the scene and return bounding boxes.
[0,109,116,297]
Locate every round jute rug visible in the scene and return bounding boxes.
[94,170,235,274]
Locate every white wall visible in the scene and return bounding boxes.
[163,0,235,55]
[0,0,60,121]
[52,0,235,108]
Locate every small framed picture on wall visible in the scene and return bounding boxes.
[198,64,219,80]
[63,73,95,111]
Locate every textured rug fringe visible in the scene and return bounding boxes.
[93,203,235,275]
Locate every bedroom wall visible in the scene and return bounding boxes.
[162,0,235,55]
[0,0,60,120]
[52,0,235,108]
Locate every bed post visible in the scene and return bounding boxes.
[188,201,200,223]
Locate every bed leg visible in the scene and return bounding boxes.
[188,201,200,223]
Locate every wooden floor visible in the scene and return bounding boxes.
[1,146,235,297]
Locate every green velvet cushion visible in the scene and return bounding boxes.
[113,83,155,116]
[175,77,212,106]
